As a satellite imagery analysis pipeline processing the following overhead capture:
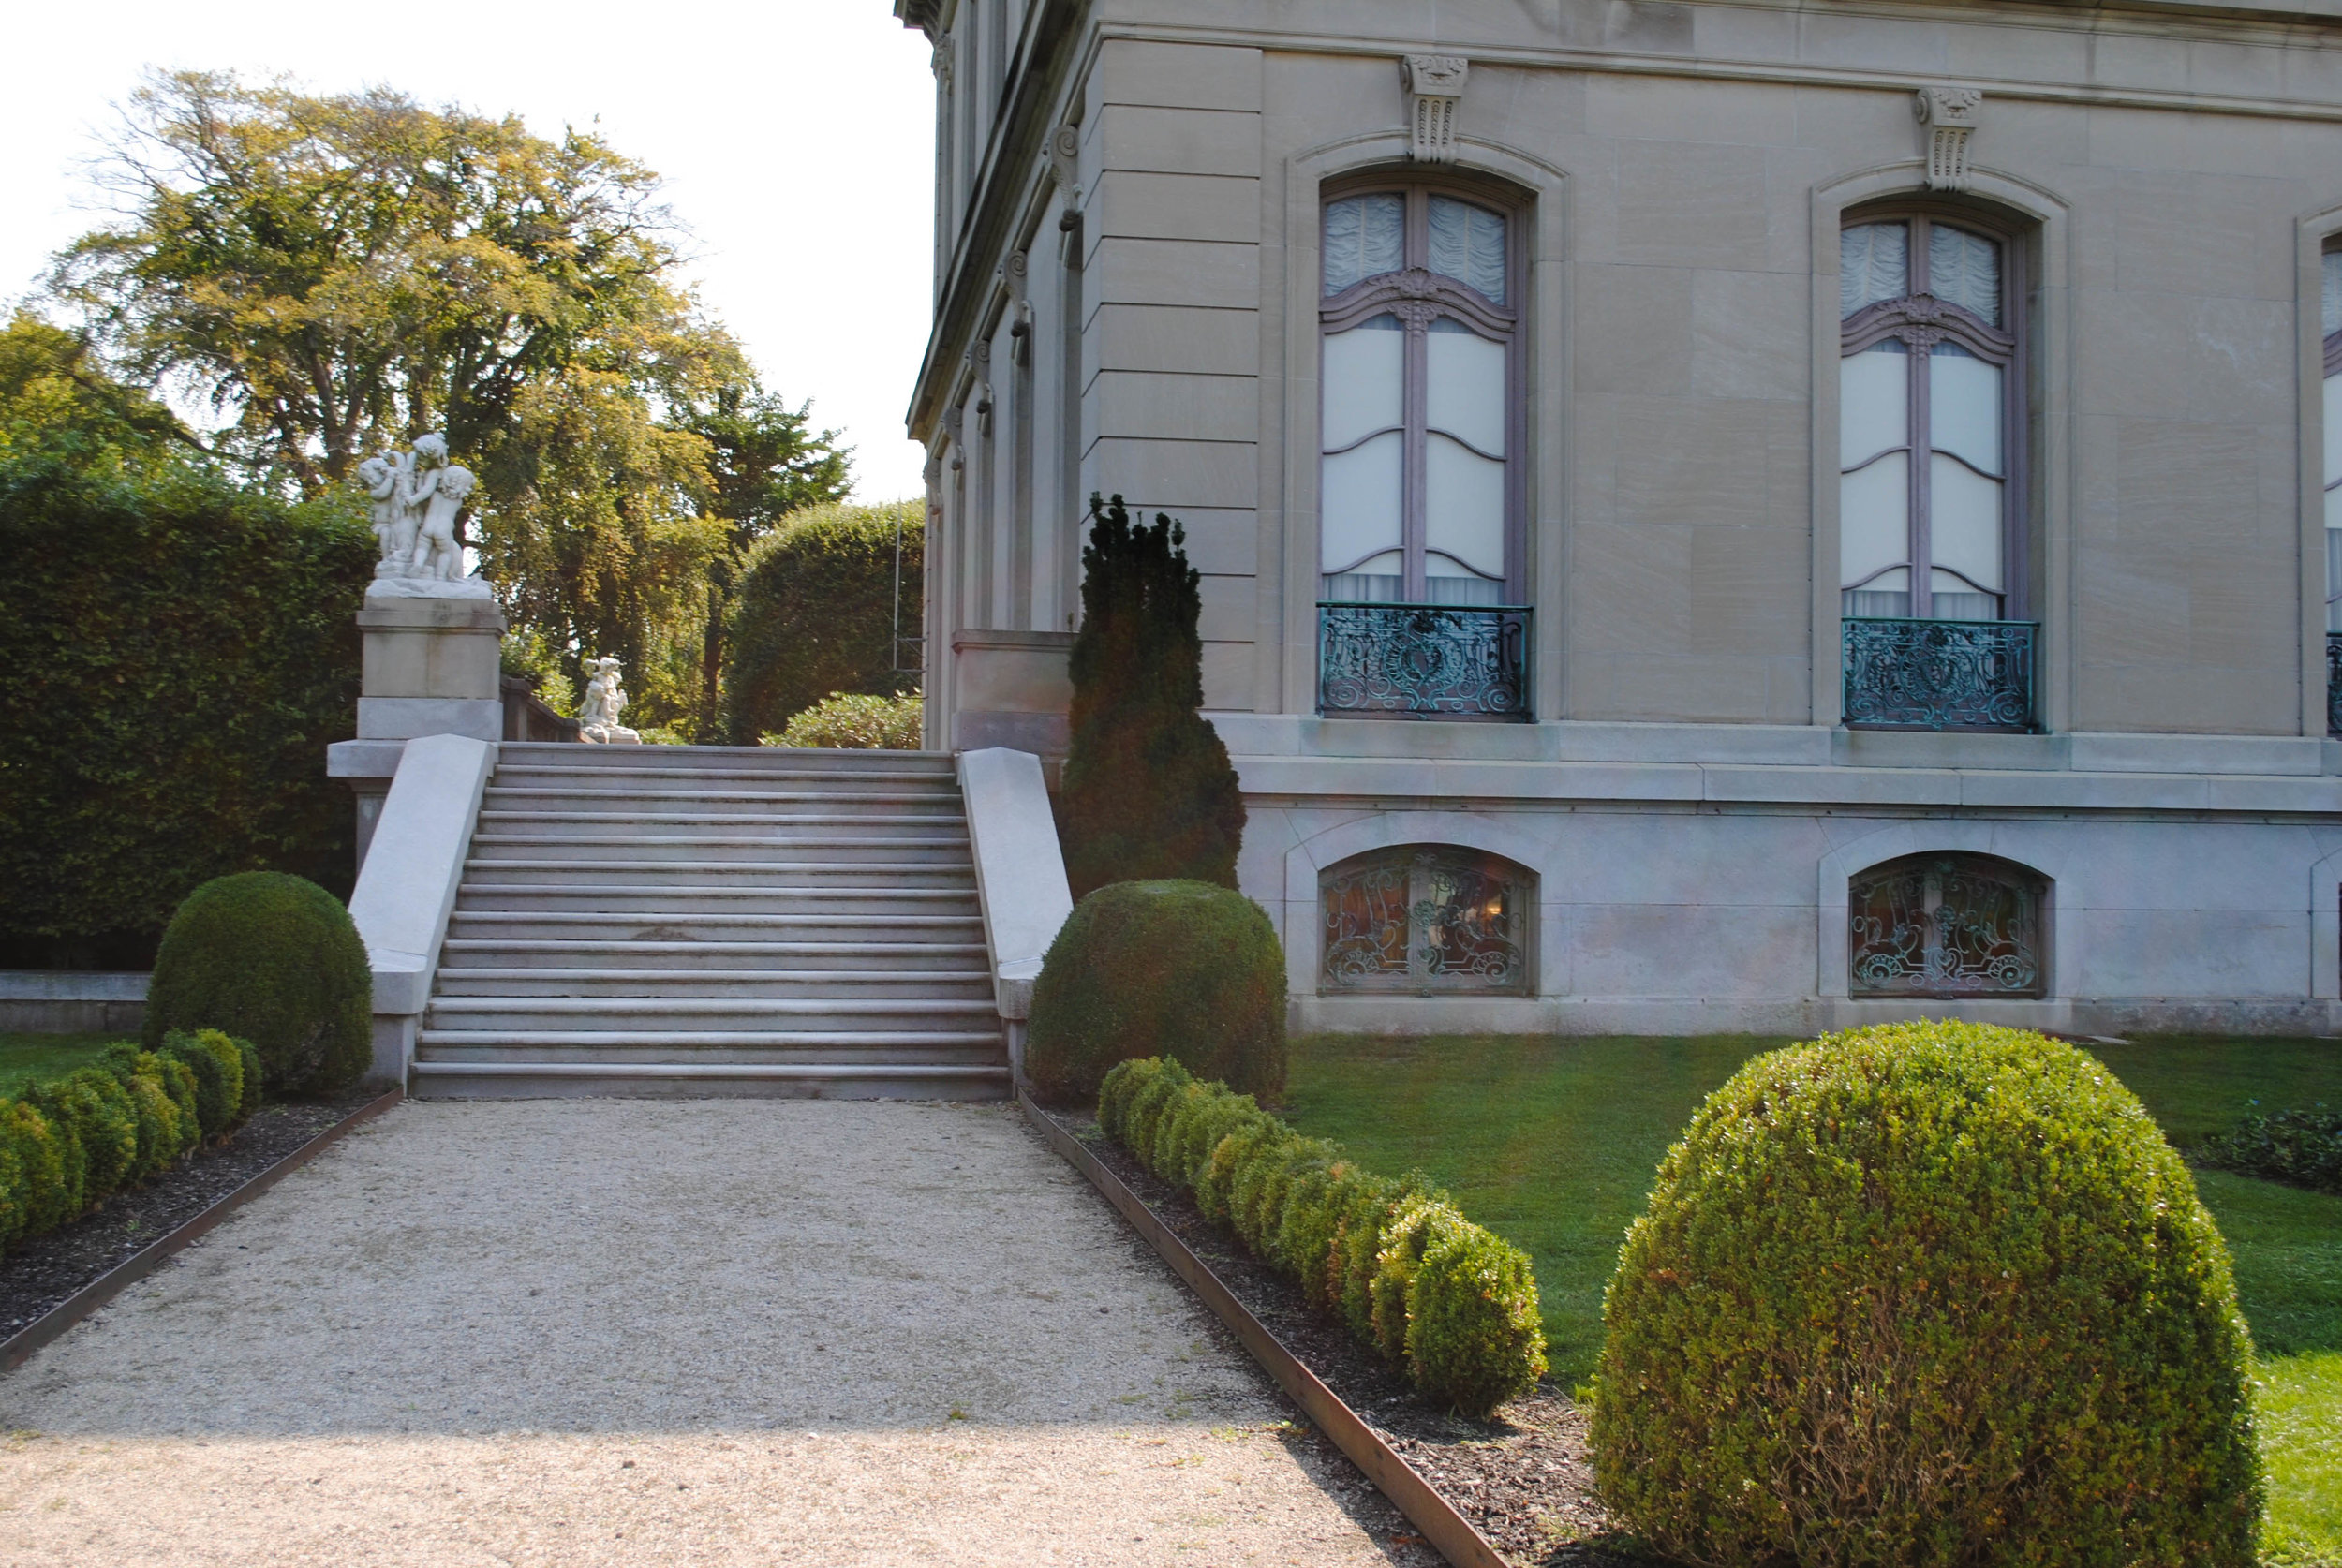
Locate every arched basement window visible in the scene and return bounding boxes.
[1320,185,1521,607]
[1848,852,2046,998]
[1320,845,1532,994]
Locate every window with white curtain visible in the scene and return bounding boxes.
[1320,186,1520,606]
[1839,213,2023,622]
[2322,246,2342,632]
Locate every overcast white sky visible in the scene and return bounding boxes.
[0,2,939,500]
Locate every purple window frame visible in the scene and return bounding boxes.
[1319,179,1528,604]
[1840,208,2031,621]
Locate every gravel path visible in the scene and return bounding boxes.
[0,1100,1430,1566]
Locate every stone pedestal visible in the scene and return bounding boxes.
[332,580,507,868]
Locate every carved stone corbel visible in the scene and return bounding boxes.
[1914,87,1982,193]
[1401,54,1469,164]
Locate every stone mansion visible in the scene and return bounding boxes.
[893,0,2342,1036]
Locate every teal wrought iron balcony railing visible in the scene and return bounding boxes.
[2328,632,2342,738]
[1842,616,2038,732]
[1317,602,1531,719]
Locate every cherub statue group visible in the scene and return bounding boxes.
[578,657,641,745]
[359,433,476,582]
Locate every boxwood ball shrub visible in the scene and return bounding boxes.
[1026,880,1285,1106]
[1592,1020,2262,1568]
[1098,1058,1545,1417]
[144,872,372,1095]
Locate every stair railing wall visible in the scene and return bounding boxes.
[957,747,1075,1088]
[346,734,499,1086]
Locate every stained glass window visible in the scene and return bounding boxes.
[1848,853,2046,998]
[1320,846,1531,993]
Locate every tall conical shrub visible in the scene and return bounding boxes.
[1060,494,1247,897]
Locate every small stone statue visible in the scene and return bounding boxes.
[359,431,491,599]
[578,657,642,745]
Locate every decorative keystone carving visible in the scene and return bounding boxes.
[1914,87,1982,192]
[1401,54,1469,163]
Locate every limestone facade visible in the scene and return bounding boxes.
[897,0,2342,1031]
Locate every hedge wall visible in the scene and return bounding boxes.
[722,499,922,745]
[0,451,373,963]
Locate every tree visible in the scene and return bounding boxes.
[723,500,922,745]
[671,386,852,735]
[1058,495,1246,897]
[44,69,824,732]
[0,313,189,467]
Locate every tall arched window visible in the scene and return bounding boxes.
[1839,212,2024,622]
[2321,247,2342,634]
[1320,185,1521,607]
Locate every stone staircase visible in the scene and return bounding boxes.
[409,743,1009,1099]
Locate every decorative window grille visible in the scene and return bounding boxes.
[1320,185,1521,608]
[1319,846,1532,994]
[1848,852,2046,998]
[1839,214,2023,622]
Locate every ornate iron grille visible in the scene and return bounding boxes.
[1842,617,2037,732]
[1321,846,1530,993]
[1849,853,2045,998]
[2328,632,2342,739]
[1318,603,1531,719]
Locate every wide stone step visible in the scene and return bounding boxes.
[444,911,984,941]
[497,743,953,771]
[452,886,982,918]
[416,1025,1002,1048]
[467,836,972,866]
[415,1040,1004,1067]
[432,968,993,999]
[457,860,977,888]
[482,787,966,815]
[423,996,1000,1032]
[439,938,990,970]
[490,767,958,793]
[475,819,971,836]
[406,1058,1011,1102]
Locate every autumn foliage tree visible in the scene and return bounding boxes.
[47,70,847,734]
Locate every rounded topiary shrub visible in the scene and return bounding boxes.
[1592,1021,2262,1568]
[144,872,372,1096]
[1025,880,1285,1106]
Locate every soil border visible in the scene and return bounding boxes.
[1020,1090,1509,1568]
[0,1087,404,1372]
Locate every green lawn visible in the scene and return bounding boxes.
[0,1031,126,1097]
[1282,1032,2342,1563]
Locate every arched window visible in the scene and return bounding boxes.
[1320,845,1532,994]
[1320,185,1521,607]
[1848,852,2047,998]
[1839,211,2024,622]
[2320,247,2342,633]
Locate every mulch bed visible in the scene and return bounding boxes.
[0,1088,381,1343]
[1047,1109,1662,1568]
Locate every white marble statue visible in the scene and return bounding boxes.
[360,432,492,599]
[578,657,642,744]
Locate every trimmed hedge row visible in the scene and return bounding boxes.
[0,1030,261,1257]
[1099,1057,1546,1418]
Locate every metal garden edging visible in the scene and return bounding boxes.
[1,1087,405,1373]
[1020,1092,1510,1568]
